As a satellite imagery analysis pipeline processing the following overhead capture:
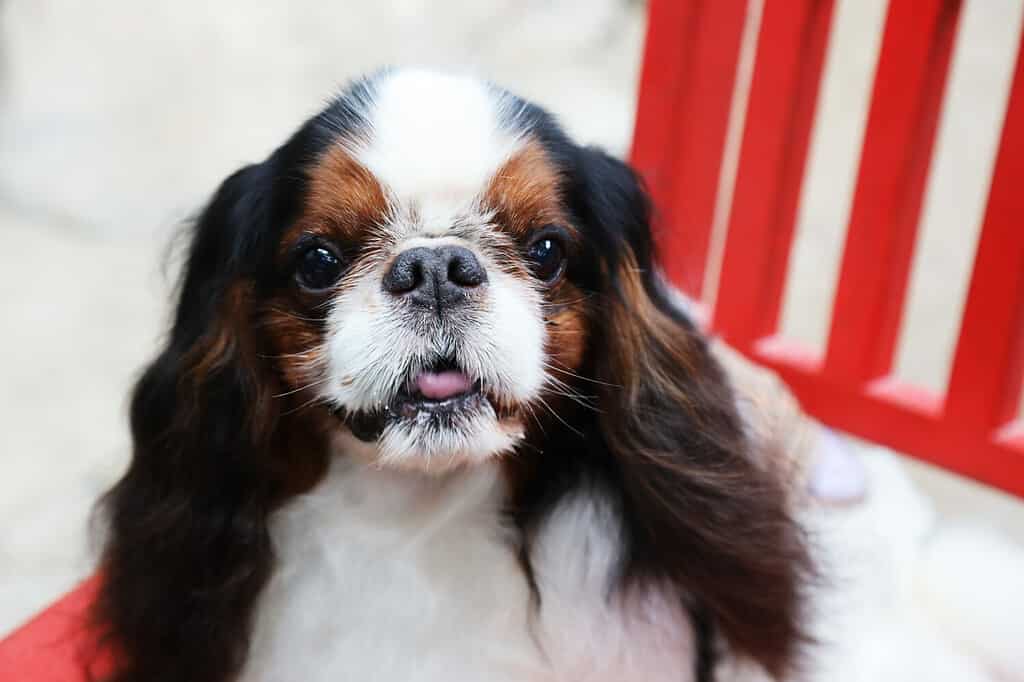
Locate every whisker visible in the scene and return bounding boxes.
[542,376,597,399]
[312,297,339,312]
[509,438,543,456]
[273,375,331,399]
[539,294,594,309]
[543,361,622,388]
[534,395,584,438]
[520,401,546,438]
[258,346,326,361]
[263,310,328,324]
[541,375,602,413]
[280,393,329,417]
[544,390,602,413]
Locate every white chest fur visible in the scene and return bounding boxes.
[240,459,694,682]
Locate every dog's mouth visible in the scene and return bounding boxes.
[335,358,518,442]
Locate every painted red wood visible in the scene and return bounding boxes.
[945,41,1024,433]
[631,0,748,298]
[824,0,963,384]
[753,336,1024,498]
[630,0,693,211]
[0,577,107,682]
[633,0,1023,497]
[712,0,836,348]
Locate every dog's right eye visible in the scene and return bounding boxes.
[525,227,568,285]
[296,245,344,291]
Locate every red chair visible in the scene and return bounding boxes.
[3,1,1023,678]
[633,0,1024,496]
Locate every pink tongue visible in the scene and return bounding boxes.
[416,371,472,400]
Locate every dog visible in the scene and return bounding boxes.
[93,68,811,682]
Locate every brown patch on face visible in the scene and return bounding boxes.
[257,144,388,462]
[281,144,391,257]
[481,140,570,237]
[542,291,588,390]
[260,303,325,391]
[257,287,339,494]
[479,139,589,387]
[259,298,336,497]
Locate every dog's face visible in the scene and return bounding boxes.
[260,71,588,471]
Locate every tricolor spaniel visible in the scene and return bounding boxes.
[94,69,811,682]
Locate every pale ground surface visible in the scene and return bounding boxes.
[1,0,1022,647]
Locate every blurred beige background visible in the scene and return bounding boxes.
[1,0,1022,635]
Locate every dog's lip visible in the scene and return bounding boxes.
[390,388,486,419]
[337,386,489,442]
[335,367,520,442]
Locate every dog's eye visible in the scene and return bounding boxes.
[296,245,343,291]
[525,234,566,284]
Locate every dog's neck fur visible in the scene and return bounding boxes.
[239,443,696,682]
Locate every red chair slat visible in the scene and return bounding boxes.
[712,0,836,348]
[754,338,1024,497]
[945,40,1024,433]
[631,0,748,298]
[824,0,963,384]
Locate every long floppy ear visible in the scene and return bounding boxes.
[92,163,283,682]
[571,148,812,679]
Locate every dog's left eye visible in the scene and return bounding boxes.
[296,245,344,291]
[526,233,566,284]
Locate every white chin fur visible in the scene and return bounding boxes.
[334,411,525,474]
[377,414,523,473]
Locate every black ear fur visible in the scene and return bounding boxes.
[570,147,812,679]
[92,163,284,682]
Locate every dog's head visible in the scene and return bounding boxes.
[136,68,688,476]
[264,71,592,471]
[96,69,809,682]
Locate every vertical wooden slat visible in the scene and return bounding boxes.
[660,1,748,299]
[824,0,963,384]
[631,0,697,210]
[631,0,748,299]
[945,38,1024,432]
[711,0,836,349]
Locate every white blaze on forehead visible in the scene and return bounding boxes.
[315,70,550,469]
[354,69,523,234]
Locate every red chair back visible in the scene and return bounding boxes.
[632,0,1024,497]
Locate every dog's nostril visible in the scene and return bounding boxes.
[442,246,486,288]
[382,247,432,295]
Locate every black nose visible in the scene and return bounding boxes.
[382,245,487,310]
